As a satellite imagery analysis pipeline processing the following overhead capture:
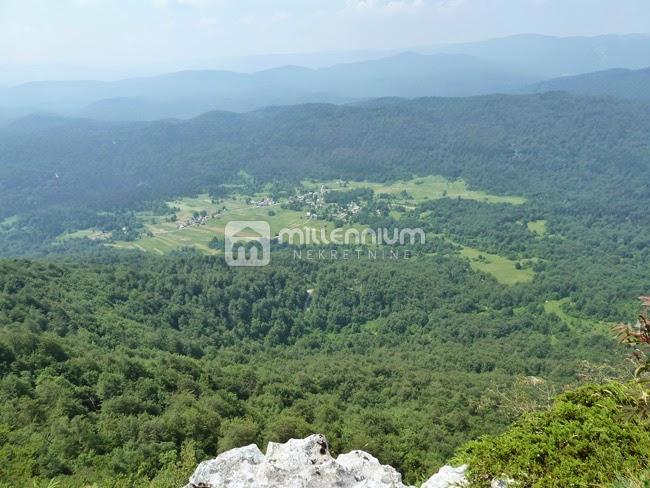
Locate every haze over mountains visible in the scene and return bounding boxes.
[0,49,405,87]
[1,33,650,122]
[427,33,650,76]
[0,53,534,121]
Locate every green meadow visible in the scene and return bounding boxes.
[458,245,535,285]
[304,175,526,206]
[56,229,100,242]
[544,298,612,334]
[0,216,18,230]
[75,176,532,279]
[527,219,548,236]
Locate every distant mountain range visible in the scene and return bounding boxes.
[427,33,650,77]
[1,34,650,121]
[0,53,537,121]
[0,64,123,88]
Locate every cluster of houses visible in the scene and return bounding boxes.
[292,187,364,222]
[250,197,276,208]
[333,202,362,221]
[176,213,214,230]
[289,186,329,207]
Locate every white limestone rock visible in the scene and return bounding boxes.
[183,434,517,488]
[185,444,265,488]
[183,434,413,488]
[421,465,468,488]
[337,450,412,487]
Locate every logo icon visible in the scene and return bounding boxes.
[225,221,271,267]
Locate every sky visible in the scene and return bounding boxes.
[1,0,650,71]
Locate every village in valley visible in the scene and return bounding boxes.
[168,182,366,235]
[59,175,528,266]
[52,175,538,285]
[286,184,362,221]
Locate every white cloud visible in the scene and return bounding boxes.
[434,0,466,14]
[270,10,291,23]
[199,16,218,26]
[235,10,291,27]
[342,0,465,16]
[151,0,217,9]
[176,0,213,6]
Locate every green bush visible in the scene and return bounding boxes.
[456,383,650,487]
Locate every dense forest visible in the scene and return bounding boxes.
[0,251,628,486]
[2,92,650,256]
[1,91,650,485]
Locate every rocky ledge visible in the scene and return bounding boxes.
[182,434,478,488]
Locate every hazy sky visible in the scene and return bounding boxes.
[2,0,649,68]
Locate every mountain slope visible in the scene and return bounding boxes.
[524,67,650,99]
[2,91,650,260]
[2,92,649,217]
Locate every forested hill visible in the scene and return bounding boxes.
[2,80,650,487]
[524,67,650,100]
[2,92,650,221]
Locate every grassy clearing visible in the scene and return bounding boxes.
[544,298,612,333]
[544,298,572,322]
[0,215,18,230]
[56,229,102,242]
[429,234,536,285]
[527,219,548,236]
[459,246,534,285]
[305,175,526,206]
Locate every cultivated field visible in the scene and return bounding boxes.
[113,194,326,255]
[66,176,538,285]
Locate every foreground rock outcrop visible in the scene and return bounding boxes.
[183,434,414,488]
[183,433,501,488]
[421,465,468,488]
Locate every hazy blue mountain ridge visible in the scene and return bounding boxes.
[0,52,537,120]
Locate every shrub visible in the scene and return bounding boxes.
[456,383,650,487]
